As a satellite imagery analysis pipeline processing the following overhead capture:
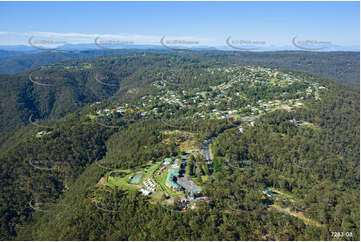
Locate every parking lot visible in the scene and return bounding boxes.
[177,175,200,194]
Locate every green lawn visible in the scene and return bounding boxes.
[201,175,209,183]
[269,187,296,202]
[87,114,96,120]
[103,172,139,192]
[231,113,241,119]
[101,160,186,198]
[210,114,218,119]
[269,78,277,84]
[143,161,161,177]
[82,64,92,69]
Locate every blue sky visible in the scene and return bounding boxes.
[0,1,359,48]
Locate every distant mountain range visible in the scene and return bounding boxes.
[0,43,359,52]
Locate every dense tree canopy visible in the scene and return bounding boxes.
[0,51,359,241]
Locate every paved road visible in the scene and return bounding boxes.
[199,116,258,173]
[200,138,213,161]
[200,137,217,173]
[192,115,260,175]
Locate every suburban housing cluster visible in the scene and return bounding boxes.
[88,65,325,127]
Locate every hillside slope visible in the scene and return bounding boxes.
[0,59,358,240]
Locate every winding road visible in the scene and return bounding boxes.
[199,115,259,174]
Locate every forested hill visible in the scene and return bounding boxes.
[0,55,359,240]
[222,51,360,87]
[0,49,135,74]
[0,53,185,146]
[0,50,359,86]
[0,51,359,148]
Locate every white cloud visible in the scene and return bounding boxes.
[0,31,218,46]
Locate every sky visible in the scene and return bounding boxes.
[0,1,359,48]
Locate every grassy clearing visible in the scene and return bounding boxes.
[82,64,92,69]
[180,138,199,153]
[201,176,209,183]
[272,188,295,201]
[100,160,184,199]
[231,113,241,119]
[87,114,96,120]
[102,172,140,192]
[266,187,324,228]
[143,161,161,177]
[270,204,323,228]
[153,171,168,193]
[270,78,277,84]
[162,130,200,153]
[300,121,320,129]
